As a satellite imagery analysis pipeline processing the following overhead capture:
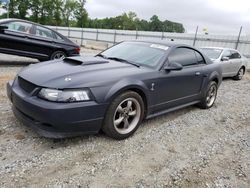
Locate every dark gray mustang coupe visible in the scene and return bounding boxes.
[7,41,222,139]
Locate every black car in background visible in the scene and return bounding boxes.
[0,19,80,61]
[7,41,222,139]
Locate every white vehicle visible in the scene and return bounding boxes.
[200,47,248,80]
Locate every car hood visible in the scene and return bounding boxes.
[18,56,149,88]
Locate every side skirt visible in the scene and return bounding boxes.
[146,100,200,120]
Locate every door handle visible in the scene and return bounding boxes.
[195,72,201,76]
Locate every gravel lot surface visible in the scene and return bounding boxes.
[0,52,249,187]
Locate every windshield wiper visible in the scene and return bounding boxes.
[106,57,140,67]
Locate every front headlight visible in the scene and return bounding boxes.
[38,88,91,102]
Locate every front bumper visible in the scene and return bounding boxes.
[7,81,108,138]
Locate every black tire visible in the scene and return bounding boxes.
[198,81,218,109]
[233,67,245,80]
[50,51,66,60]
[102,91,145,140]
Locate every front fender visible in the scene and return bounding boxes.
[104,78,150,103]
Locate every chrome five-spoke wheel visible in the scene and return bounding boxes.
[199,81,218,109]
[113,98,141,135]
[102,91,144,140]
[50,51,66,60]
[206,84,217,107]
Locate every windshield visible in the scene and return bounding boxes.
[100,42,168,67]
[200,48,222,59]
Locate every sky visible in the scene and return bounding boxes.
[85,0,250,35]
[0,0,249,35]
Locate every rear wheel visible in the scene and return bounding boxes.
[50,51,66,60]
[102,91,145,140]
[199,81,218,109]
[234,67,244,80]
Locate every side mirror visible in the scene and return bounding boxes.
[0,26,8,33]
[164,62,183,71]
[221,56,229,61]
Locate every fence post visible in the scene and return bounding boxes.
[193,26,199,46]
[161,31,164,40]
[235,26,242,50]
[113,30,117,44]
[68,26,70,38]
[81,28,84,46]
[135,28,138,39]
[96,29,99,41]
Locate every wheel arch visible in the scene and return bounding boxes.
[50,48,68,58]
[208,70,222,86]
[104,79,150,116]
[241,65,246,73]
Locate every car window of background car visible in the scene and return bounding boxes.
[35,26,54,39]
[230,50,241,59]
[200,48,222,59]
[222,50,232,59]
[168,47,198,66]
[54,33,64,41]
[3,21,32,34]
[101,42,166,67]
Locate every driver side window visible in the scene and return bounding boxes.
[168,47,198,67]
[222,50,231,59]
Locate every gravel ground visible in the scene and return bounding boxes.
[0,54,249,187]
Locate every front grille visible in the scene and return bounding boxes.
[18,77,37,93]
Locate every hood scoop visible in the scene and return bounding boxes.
[63,56,109,66]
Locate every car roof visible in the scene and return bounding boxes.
[200,46,239,52]
[0,18,47,28]
[129,39,193,48]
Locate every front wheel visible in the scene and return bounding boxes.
[233,67,244,80]
[198,81,218,109]
[102,91,145,140]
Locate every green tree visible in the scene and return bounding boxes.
[17,0,29,19]
[29,0,41,22]
[149,15,163,31]
[74,0,88,27]
[0,3,185,32]
[61,0,78,26]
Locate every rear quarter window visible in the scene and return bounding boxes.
[230,51,241,59]
[35,26,54,39]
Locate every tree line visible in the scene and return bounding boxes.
[0,0,185,33]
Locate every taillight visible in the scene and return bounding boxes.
[75,47,80,54]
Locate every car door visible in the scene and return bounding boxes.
[26,25,60,59]
[0,21,34,55]
[152,47,205,112]
[220,50,233,77]
[230,50,242,75]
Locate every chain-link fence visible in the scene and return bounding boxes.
[49,26,250,58]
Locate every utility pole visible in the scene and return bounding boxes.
[235,26,242,50]
[193,26,199,47]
